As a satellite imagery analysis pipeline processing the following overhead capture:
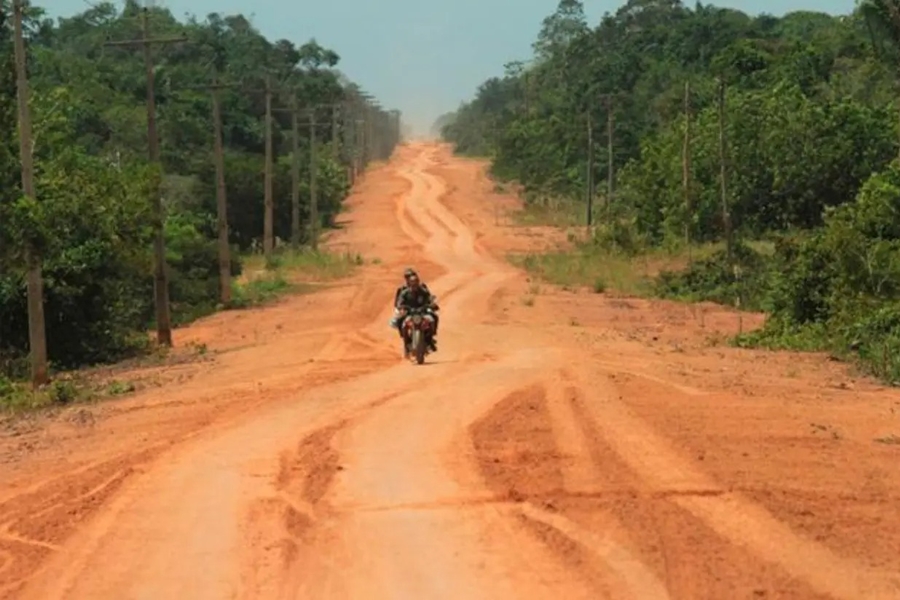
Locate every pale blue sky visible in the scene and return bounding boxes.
[50,0,855,134]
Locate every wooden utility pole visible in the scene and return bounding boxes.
[263,74,274,258]
[274,100,340,248]
[585,110,594,227]
[183,78,241,304]
[606,96,615,213]
[309,108,319,250]
[369,108,377,162]
[290,94,301,248]
[896,94,900,159]
[683,80,692,249]
[213,83,231,304]
[105,7,186,347]
[355,117,365,179]
[524,71,530,114]
[717,77,733,261]
[13,0,48,386]
[331,103,340,159]
[342,100,354,184]
[364,105,372,165]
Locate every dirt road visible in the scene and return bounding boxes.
[2,142,899,599]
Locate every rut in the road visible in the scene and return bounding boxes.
[468,372,900,600]
[0,449,161,599]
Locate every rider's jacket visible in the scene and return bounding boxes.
[396,286,434,311]
[394,283,431,308]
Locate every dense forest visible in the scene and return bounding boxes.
[0,0,400,382]
[441,0,900,382]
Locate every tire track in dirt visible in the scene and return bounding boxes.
[469,383,672,599]
[423,161,496,259]
[542,376,597,493]
[515,503,671,600]
[272,350,602,600]
[0,448,164,598]
[398,156,518,326]
[590,359,708,396]
[571,370,900,598]
[469,359,899,598]
[564,386,834,599]
[393,167,433,246]
[18,361,448,600]
[238,381,444,598]
[586,355,900,566]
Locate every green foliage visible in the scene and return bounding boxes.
[446,0,900,383]
[443,1,897,241]
[165,210,241,324]
[1,153,155,368]
[47,379,80,405]
[229,247,362,309]
[655,243,771,310]
[0,1,399,381]
[247,246,362,281]
[261,247,362,280]
[0,374,89,412]
[229,272,293,309]
[740,163,900,382]
[512,244,654,297]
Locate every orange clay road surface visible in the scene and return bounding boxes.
[1,142,900,599]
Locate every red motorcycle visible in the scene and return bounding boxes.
[401,305,437,364]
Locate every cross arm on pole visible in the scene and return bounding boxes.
[103,34,189,47]
[179,82,244,91]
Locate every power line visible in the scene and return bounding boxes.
[103,7,189,347]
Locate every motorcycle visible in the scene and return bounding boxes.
[400,305,437,365]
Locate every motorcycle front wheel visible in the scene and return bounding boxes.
[412,329,426,364]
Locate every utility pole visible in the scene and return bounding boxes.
[214,82,235,304]
[355,117,365,179]
[717,77,733,262]
[342,99,354,185]
[585,110,594,228]
[105,7,186,347]
[181,76,241,304]
[290,93,301,248]
[309,108,319,250]
[606,95,615,214]
[274,100,341,248]
[359,100,372,168]
[343,100,354,185]
[683,80,692,250]
[524,71,530,114]
[368,107,376,163]
[212,80,231,304]
[13,0,48,387]
[263,74,274,258]
[331,103,340,159]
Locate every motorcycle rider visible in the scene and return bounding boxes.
[394,270,439,354]
[393,268,430,307]
[390,268,435,334]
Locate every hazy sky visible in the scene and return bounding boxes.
[50,0,856,134]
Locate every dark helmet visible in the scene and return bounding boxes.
[403,267,417,281]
